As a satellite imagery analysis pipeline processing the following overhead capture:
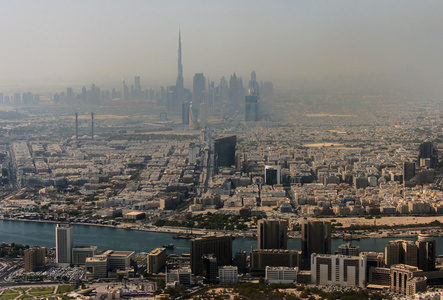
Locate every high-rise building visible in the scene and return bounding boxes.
[182,102,190,125]
[385,240,418,268]
[418,141,438,168]
[416,234,436,272]
[403,162,416,183]
[147,247,167,274]
[257,219,287,250]
[190,235,232,276]
[301,220,331,269]
[174,30,185,111]
[265,165,281,185]
[311,253,367,288]
[250,249,301,275]
[248,71,259,97]
[214,135,236,172]
[245,95,258,121]
[24,246,46,272]
[193,73,206,108]
[134,76,141,96]
[56,224,73,265]
[202,254,218,283]
[337,243,360,256]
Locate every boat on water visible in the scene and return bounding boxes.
[173,232,196,239]
[162,243,175,249]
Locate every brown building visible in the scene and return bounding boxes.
[190,235,232,276]
[147,247,167,274]
[390,264,426,296]
[24,246,46,272]
[385,236,436,271]
[257,219,287,250]
[301,219,331,269]
[417,234,436,272]
[250,249,301,275]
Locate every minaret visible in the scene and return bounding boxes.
[176,30,184,110]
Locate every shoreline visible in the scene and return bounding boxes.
[2,216,443,240]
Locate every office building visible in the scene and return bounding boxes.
[245,95,258,121]
[72,246,97,266]
[417,234,436,272]
[311,253,367,288]
[219,266,238,284]
[229,73,243,114]
[419,141,438,168]
[188,142,197,164]
[390,264,426,296]
[385,240,418,268]
[190,235,232,276]
[337,243,360,256]
[403,162,416,183]
[147,247,167,274]
[56,224,73,265]
[85,250,135,279]
[166,268,192,287]
[24,246,46,272]
[214,135,236,172]
[182,102,190,125]
[134,76,141,96]
[301,220,331,269]
[199,102,208,126]
[265,165,281,185]
[250,249,301,275]
[193,73,206,107]
[202,255,218,283]
[257,219,287,250]
[189,101,198,129]
[232,250,247,274]
[266,266,298,284]
[368,267,391,286]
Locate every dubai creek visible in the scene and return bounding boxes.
[1,220,441,255]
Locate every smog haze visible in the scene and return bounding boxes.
[1,0,443,90]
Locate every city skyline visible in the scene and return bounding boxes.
[1,1,443,90]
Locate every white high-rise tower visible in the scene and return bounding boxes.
[56,224,73,265]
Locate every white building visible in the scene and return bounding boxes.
[311,253,367,288]
[219,266,238,284]
[56,224,73,265]
[265,266,298,284]
[166,268,192,287]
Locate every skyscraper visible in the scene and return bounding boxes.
[403,162,416,183]
[257,219,287,250]
[214,135,236,172]
[176,30,185,110]
[245,95,258,121]
[193,73,206,108]
[190,235,232,276]
[56,224,73,265]
[134,76,141,96]
[301,219,331,269]
[418,141,438,168]
[417,234,436,272]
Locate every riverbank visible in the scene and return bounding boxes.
[2,215,443,241]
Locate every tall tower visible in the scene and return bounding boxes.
[56,224,73,265]
[176,30,185,110]
[301,219,331,269]
[257,219,287,250]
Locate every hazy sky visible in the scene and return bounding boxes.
[1,0,443,89]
